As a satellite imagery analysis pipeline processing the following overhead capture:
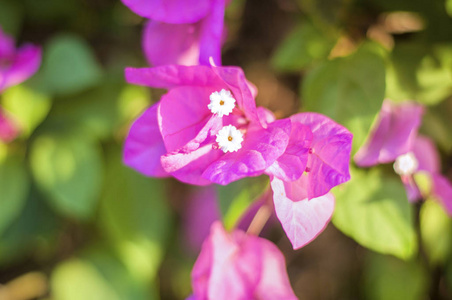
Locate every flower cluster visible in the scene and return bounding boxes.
[355,99,452,215]
[121,1,353,299]
[0,27,41,143]
[123,63,352,249]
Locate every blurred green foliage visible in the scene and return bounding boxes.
[0,0,451,299]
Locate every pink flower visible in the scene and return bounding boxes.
[354,99,452,215]
[0,27,41,92]
[124,64,291,186]
[124,64,353,249]
[265,112,352,249]
[189,221,298,300]
[122,0,226,66]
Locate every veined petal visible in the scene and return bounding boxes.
[121,0,211,24]
[212,65,259,122]
[158,86,222,152]
[291,112,352,199]
[354,100,424,166]
[191,222,297,300]
[125,65,224,89]
[271,176,335,250]
[266,121,312,182]
[202,119,291,185]
[142,21,201,67]
[123,103,169,177]
[198,0,225,66]
[162,143,222,186]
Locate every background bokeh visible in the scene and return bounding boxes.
[1,0,452,299]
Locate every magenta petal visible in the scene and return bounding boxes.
[191,222,296,300]
[125,65,223,89]
[212,66,259,122]
[266,122,313,182]
[121,0,211,24]
[202,119,291,185]
[271,177,335,249]
[123,103,169,177]
[0,44,41,92]
[253,240,298,300]
[401,175,421,202]
[432,174,452,216]
[354,100,424,166]
[192,222,259,299]
[198,0,225,66]
[158,86,221,152]
[142,21,201,66]
[412,135,440,174]
[291,113,352,199]
[162,144,222,185]
[256,106,276,128]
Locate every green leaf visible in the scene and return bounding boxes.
[364,253,428,300]
[0,0,23,35]
[421,99,452,152]
[420,199,452,266]
[50,80,151,140]
[30,133,103,220]
[51,248,158,300]
[217,176,269,230]
[302,44,386,153]
[0,186,59,266]
[1,85,52,138]
[271,21,337,72]
[0,150,29,236]
[99,146,172,282]
[332,167,416,260]
[35,34,102,96]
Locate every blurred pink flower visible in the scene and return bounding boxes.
[188,221,298,300]
[0,109,19,143]
[122,0,226,66]
[0,27,41,93]
[354,99,452,215]
[0,27,41,143]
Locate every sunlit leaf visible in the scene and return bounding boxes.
[420,199,452,266]
[302,43,386,153]
[332,167,416,260]
[217,176,269,230]
[0,151,29,236]
[35,34,102,96]
[30,133,103,220]
[271,21,337,72]
[364,252,428,300]
[51,248,158,300]
[99,146,172,282]
[1,85,51,137]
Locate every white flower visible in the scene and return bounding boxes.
[216,125,244,153]
[393,152,419,176]
[208,89,236,117]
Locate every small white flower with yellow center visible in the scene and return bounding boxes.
[208,89,236,117]
[216,125,243,153]
[393,152,419,176]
